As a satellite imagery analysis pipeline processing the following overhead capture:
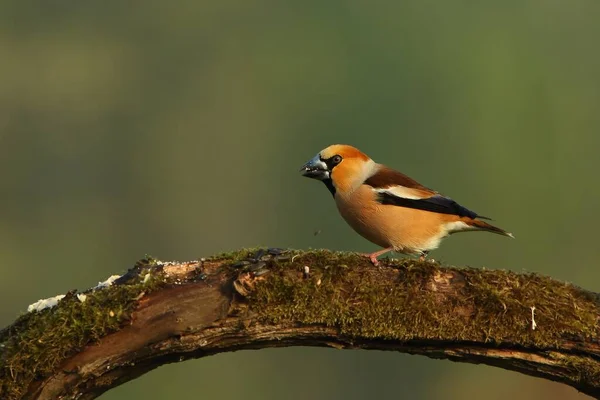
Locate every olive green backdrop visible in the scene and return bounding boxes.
[1,1,599,399]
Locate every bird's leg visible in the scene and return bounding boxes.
[361,247,394,266]
[418,250,429,262]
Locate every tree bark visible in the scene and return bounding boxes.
[1,249,600,399]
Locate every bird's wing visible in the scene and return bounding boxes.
[364,166,486,219]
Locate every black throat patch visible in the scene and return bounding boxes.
[322,179,336,197]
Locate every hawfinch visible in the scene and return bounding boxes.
[300,144,513,265]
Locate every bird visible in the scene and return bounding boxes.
[299,144,513,266]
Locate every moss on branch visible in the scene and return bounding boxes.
[1,249,599,400]
[250,251,599,345]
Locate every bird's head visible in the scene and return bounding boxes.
[300,144,375,195]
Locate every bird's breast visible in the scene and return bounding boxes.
[334,187,394,248]
[334,186,447,253]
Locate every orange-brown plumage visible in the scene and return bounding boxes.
[364,165,432,193]
[320,144,371,163]
[300,144,513,265]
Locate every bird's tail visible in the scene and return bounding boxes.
[463,218,515,238]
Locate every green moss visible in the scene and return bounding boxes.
[0,264,165,400]
[209,247,265,262]
[248,250,600,348]
[3,249,598,399]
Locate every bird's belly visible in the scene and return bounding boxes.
[336,203,392,248]
[335,196,446,254]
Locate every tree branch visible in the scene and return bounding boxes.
[1,249,600,399]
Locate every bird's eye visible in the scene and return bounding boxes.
[331,155,342,165]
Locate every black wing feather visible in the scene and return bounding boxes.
[376,192,489,220]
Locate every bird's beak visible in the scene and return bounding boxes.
[300,154,330,180]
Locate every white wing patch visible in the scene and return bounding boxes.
[444,221,472,233]
[372,185,427,200]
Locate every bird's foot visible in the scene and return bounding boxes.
[418,250,429,262]
[369,254,381,266]
[358,253,379,266]
[360,247,394,267]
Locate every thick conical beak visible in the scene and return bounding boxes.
[300,154,330,180]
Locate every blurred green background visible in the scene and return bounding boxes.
[1,1,599,399]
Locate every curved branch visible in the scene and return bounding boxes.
[1,249,600,399]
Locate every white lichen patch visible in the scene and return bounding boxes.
[27,294,66,313]
[26,274,118,313]
[94,275,121,289]
[531,306,537,330]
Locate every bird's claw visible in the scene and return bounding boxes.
[359,252,380,266]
